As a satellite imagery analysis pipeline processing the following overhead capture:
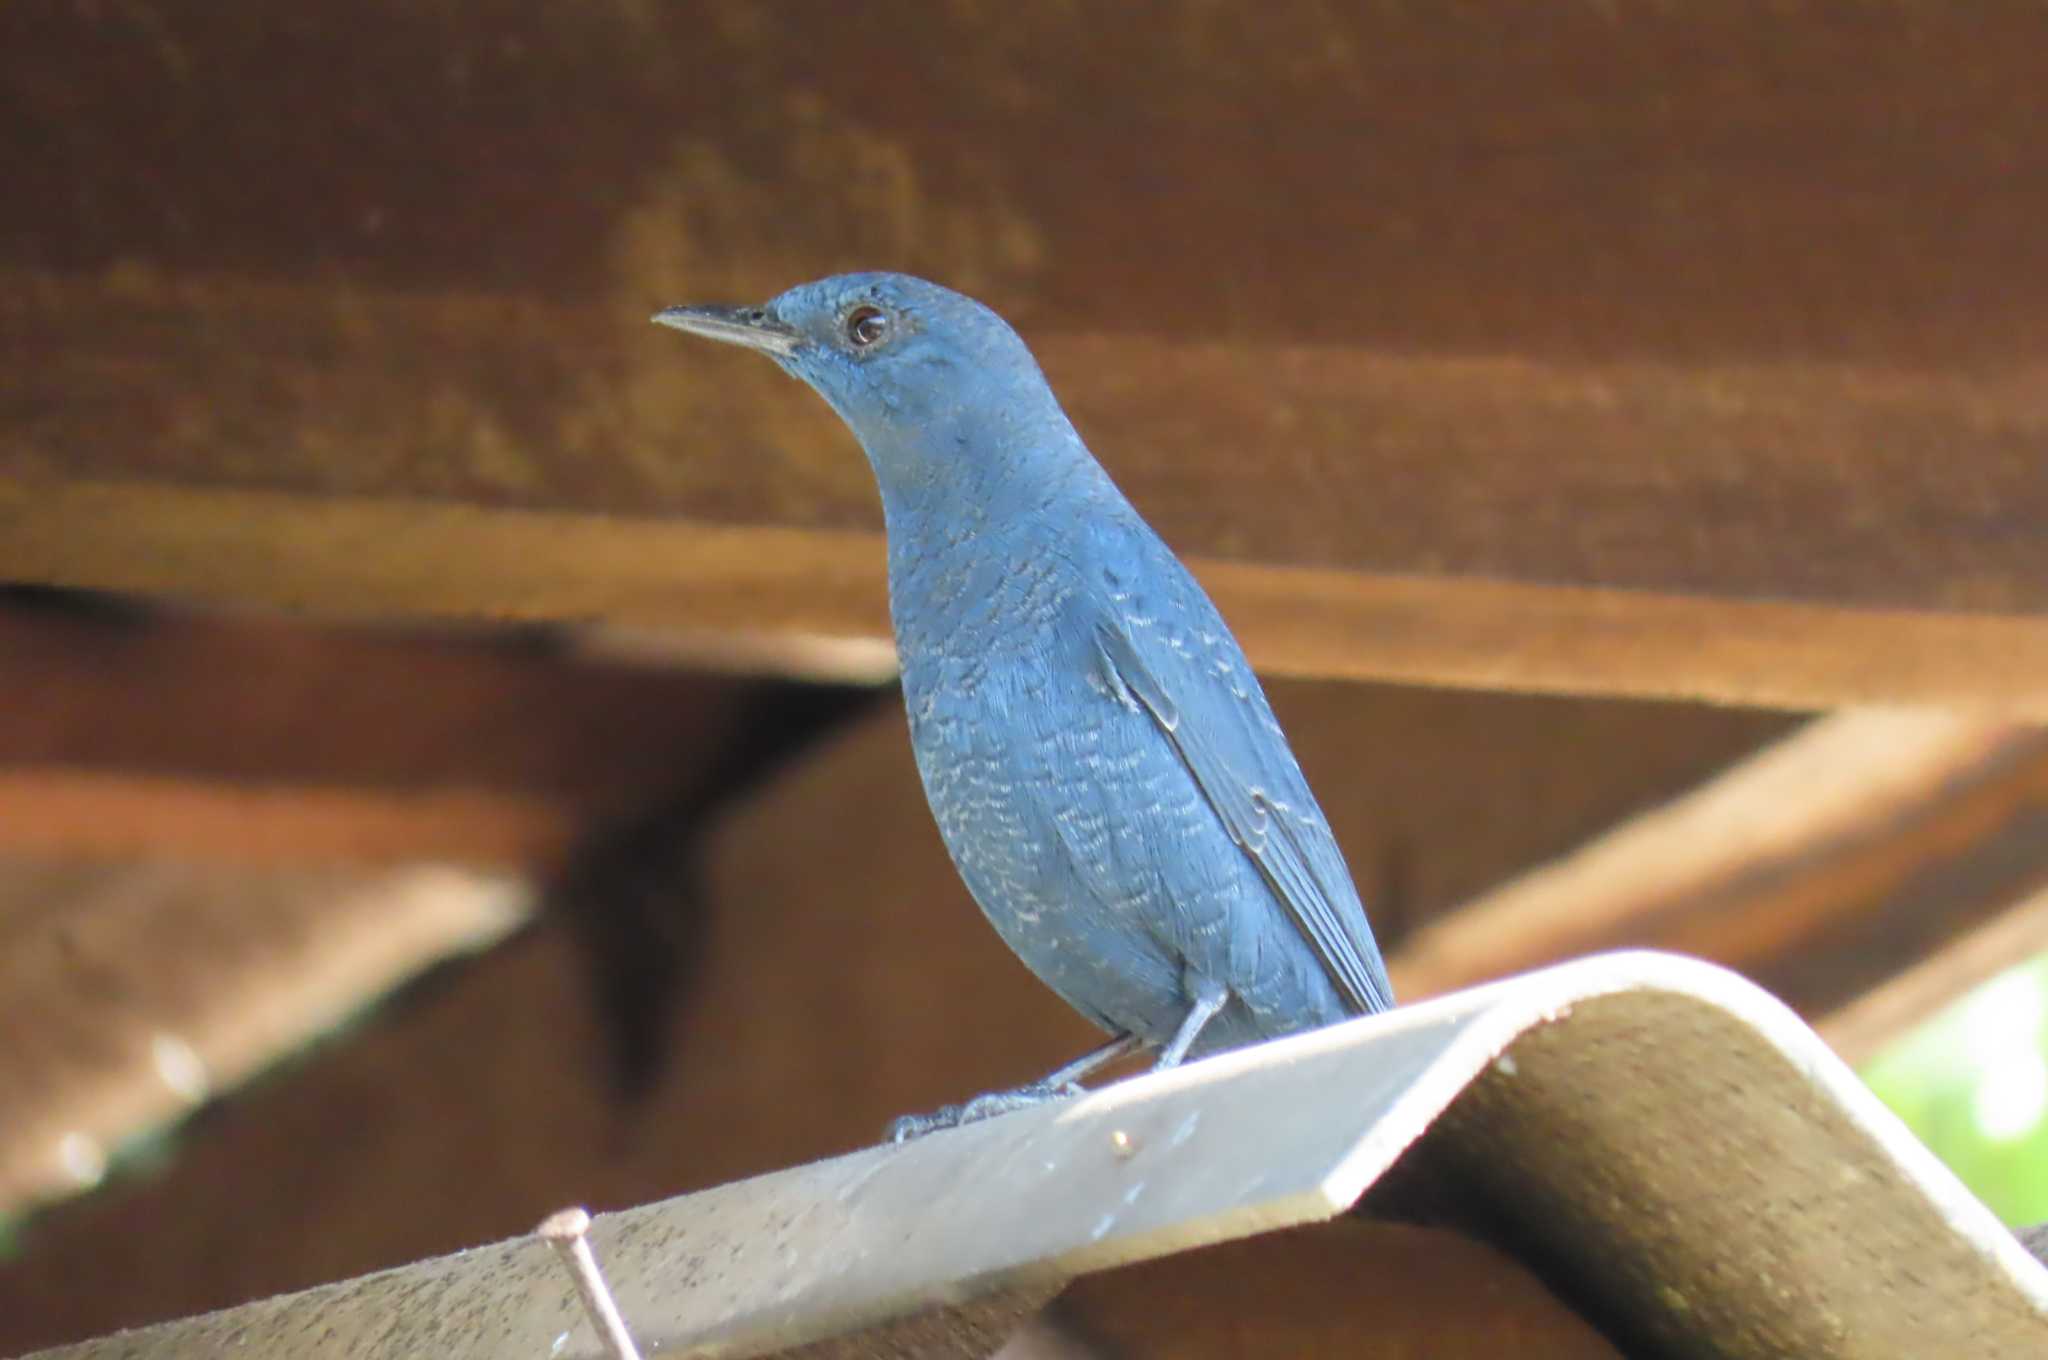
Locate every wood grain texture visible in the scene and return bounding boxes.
[10,478,2048,713]
[10,276,2045,620]
[6,2,2046,357]
[7,1,2048,706]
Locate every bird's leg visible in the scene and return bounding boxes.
[1037,1032,1145,1090]
[1152,974,1230,1071]
[884,1032,1141,1145]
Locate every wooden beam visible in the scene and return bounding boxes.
[0,601,747,806]
[0,594,764,868]
[1390,712,2048,1033]
[8,4,2047,358]
[7,2,2048,707]
[1820,885,2048,1067]
[0,769,572,867]
[0,857,530,1217]
[9,478,2048,714]
[13,279,2047,626]
[0,601,767,1221]
[0,599,756,871]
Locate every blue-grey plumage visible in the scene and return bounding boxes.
[654,273,1392,1087]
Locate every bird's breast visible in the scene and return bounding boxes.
[889,531,1087,674]
[893,548,1112,848]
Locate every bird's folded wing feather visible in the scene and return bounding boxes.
[1093,616,1395,1015]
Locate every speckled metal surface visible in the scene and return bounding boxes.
[23,952,2047,1359]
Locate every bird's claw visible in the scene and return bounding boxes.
[884,1080,1079,1144]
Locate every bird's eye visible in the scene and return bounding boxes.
[844,305,891,349]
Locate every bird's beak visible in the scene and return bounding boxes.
[651,303,804,358]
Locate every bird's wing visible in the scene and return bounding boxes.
[1092,614,1395,1015]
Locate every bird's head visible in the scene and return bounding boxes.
[655,272,1085,514]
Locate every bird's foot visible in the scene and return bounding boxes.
[884,1080,1083,1144]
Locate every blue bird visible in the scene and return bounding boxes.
[655,273,1393,1137]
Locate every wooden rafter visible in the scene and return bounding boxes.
[0,602,748,849]
[1821,885,2048,1067]
[0,857,530,1216]
[0,602,754,1217]
[1390,710,2048,1050]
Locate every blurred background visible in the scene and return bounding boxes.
[3,3,2045,1352]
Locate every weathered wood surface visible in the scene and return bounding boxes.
[13,283,2047,622]
[8,4,2046,355]
[6,3,2048,708]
